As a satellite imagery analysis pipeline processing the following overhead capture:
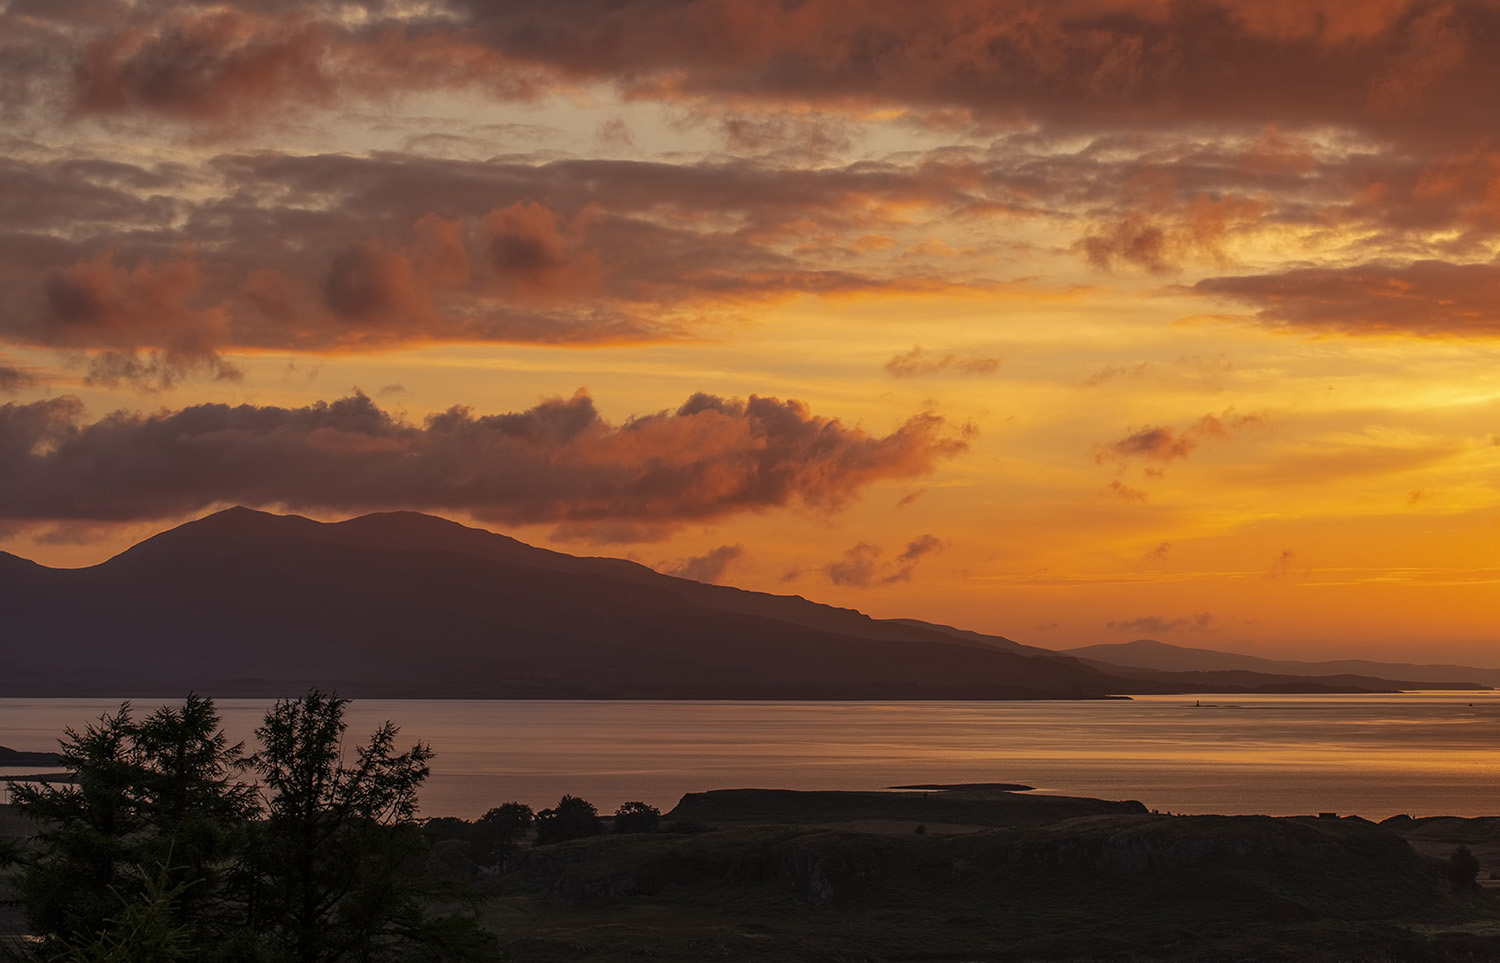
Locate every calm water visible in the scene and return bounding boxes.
[2,692,1499,819]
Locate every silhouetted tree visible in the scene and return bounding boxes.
[244,690,447,963]
[611,801,660,834]
[473,803,533,864]
[10,696,253,959]
[12,693,495,963]
[1447,845,1481,890]
[532,796,601,844]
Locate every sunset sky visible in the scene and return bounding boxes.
[4,0,1500,663]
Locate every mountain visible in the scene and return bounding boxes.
[1062,639,1500,689]
[0,507,1137,699]
[1,508,1476,699]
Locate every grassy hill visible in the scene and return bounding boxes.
[470,789,1500,961]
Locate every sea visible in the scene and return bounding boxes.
[2,691,1498,820]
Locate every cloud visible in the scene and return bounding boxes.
[884,346,1001,378]
[662,544,744,583]
[1098,410,1268,464]
[0,390,969,528]
[895,533,943,565]
[0,359,37,394]
[1082,356,1235,391]
[1267,549,1312,581]
[10,1,1500,367]
[2,0,1482,153]
[1105,426,1202,463]
[1195,260,1500,336]
[1106,612,1217,635]
[1082,361,1151,386]
[1142,541,1171,564]
[56,4,544,128]
[824,534,943,586]
[1105,479,1148,502]
[1079,195,1267,274]
[0,151,992,382]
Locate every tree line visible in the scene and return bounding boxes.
[0,693,662,962]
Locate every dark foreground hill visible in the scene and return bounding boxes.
[0,507,1471,699]
[481,788,1500,962]
[0,508,1140,699]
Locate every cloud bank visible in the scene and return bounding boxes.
[0,390,969,528]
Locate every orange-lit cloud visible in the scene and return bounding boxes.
[0,390,968,528]
[0,151,1001,383]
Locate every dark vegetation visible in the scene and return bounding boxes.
[0,693,493,962]
[5,697,1500,962]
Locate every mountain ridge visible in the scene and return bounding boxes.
[1,508,1482,698]
[1062,638,1500,689]
[0,508,1128,699]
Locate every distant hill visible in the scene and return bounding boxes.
[1062,639,1500,689]
[0,508,1475,699]
[0,508,1136,699]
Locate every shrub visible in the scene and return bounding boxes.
[1447,845,1481,890]
[534,796,602,844]
[612,801,661,834]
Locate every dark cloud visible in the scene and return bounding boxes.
[1106,612,1217,635]
[824,534,943,587]
[825,542,882,587]
[9,1,1500,355]
[0,359,38,394]
[895,534,943,565]
[8,0,1494,154]
[1195,260,1500,336]
[662,544,744,583]
[1105,426,1202,463]
[0,151,983,382]
[884,346,1001,378]
[0,390,968,527]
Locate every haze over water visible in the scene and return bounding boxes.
[4,692,1498,820]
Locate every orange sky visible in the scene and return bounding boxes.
[3,0,1500,663]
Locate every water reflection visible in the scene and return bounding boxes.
[1,692,1497,818]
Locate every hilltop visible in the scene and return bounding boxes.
[0,508,1479,699]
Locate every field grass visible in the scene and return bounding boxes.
[468,790,1500,961]
[3,792,1498,960]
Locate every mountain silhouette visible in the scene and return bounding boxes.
[0,508,1130,698]
[2,508,1477,698]
[1062,638,1500,688]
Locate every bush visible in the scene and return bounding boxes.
[534,795,602,844]
[473,802,534,864]
[612,801,660,834]
[1447,845,1481,890]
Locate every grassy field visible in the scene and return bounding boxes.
[463,790,1500,962]
[5,793,1500,961]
